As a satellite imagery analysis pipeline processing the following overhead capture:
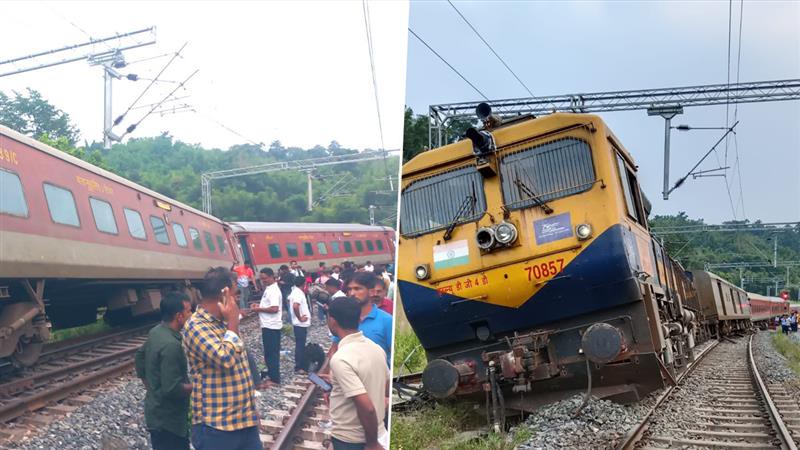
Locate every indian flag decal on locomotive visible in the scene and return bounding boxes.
[433,240,470,269]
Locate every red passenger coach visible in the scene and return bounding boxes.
[0,125,238,367]
[748,292,790,328]
[230,222,396,272]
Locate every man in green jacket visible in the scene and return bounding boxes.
[135,292,194,450]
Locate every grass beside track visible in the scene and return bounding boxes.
[50,319,111,343]
[393,330,426,374]
[771,331,800,376]
[391,402,531,450]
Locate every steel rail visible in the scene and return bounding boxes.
[748,334,797,450]
[0,352,137,423]
[272,358,331,450]
[615,339,719,450]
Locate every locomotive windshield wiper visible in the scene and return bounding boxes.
[514,178,553,214]
[443,194,476,241]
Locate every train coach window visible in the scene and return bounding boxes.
[150,216,170,245]
[500,138,595,211]
[216,235,227,254]
[0,169,29,217]
[89,198,118,234]
[366,240,374,251]
[400,165,486,237]
[317,242,328,255]
[189,227,202,250]
[616,154,647,227]
[44,183,80,227]
[330,241,341,254]
[344,241,353,253]
[204,231,216,252]
[269,243,282,258]
[303,242,314,256]
[376,240,384,251]
[286,243,299,257]
[172,223,188,247]
[124,208,147,240]
[355,240,364,252]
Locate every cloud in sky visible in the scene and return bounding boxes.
[405,1,799,224]
[0,1,409,151]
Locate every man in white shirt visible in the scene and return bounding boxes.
[321,278,346,322]
[363,261,374,272]
[249,268,283,387]
[290,260,305,278]
[289,276,310,374]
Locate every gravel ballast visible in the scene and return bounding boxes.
[514,339,717,450]
[7,309,330,450]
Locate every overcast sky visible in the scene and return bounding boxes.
[0,1,408,152]
[406,1,800,224]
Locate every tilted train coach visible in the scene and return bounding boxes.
[0,125,397,368]
[0,124,239,367]
[398,103,787,417]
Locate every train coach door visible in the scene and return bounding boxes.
[238,235,254,267]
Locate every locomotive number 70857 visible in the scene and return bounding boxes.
[524,258,565,282]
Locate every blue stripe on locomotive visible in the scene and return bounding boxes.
[399,224,643,351]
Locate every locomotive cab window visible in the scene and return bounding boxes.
[216,235,226,254]
[616,153,647,228]
[366,240,374,251]
[400,165,486,237]
[268,243,282,258]
[500,138,596,211]
[330,241,341,254]
[189,227,202,250]
[150,216,170,245]
[124,208,147,240]
[43,183,80,227]
[317,242,328,255]
[344,241,353,253]
[172,223,188,247]
[303,242,314,256]
[1,169,29,217]
[204,231,215,252]
[89,197,118,234]
[286,243,299,258]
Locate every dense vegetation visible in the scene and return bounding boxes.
[2,89,398,225]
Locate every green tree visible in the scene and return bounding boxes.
[0,89,80,145]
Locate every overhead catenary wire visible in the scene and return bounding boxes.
[733,0,747,220]
[408,27,488,100]
[362,0,391,190]
[114,42,188,127]
[668,121,739,197]
[120,68,198,140]
[194,110,264,147]
[720,0,737,220]
[446,0,533,97]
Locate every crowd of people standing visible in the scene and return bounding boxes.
[135,259,394,450]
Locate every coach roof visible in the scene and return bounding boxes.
[1,124,223,224]
[229,222,394,233]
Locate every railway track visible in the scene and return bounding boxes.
[620,334,798,450]
[0,324,152,441]
[260,357,332,450]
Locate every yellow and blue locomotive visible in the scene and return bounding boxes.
[398,105,697,410]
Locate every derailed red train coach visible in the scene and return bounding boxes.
[0,125,239,367]
[748,292,790,327]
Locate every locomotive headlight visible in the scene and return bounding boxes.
[475,227,496,250]
[494,222,517,245]
[415,264,430,280]
[576,223,593,240]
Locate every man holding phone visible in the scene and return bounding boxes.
[324,296,389,450]
[182,267,261,450]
